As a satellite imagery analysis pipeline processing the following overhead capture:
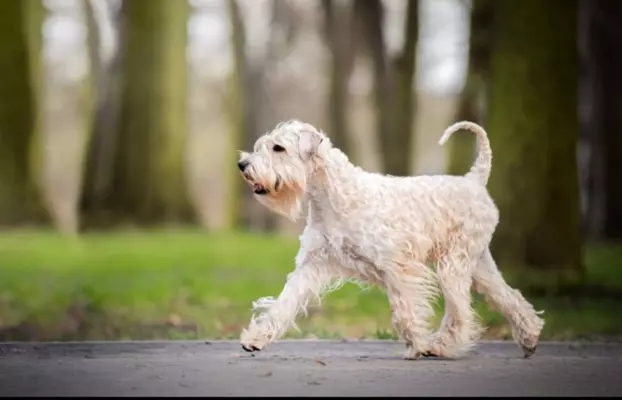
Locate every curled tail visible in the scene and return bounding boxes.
[438,121,492,186]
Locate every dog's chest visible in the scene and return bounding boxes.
[322,233,382,278]
[344,241,390,283]
[336,238,372,264]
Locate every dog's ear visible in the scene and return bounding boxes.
[298,129,324,161]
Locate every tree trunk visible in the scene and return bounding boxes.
[80,0,124,227]
[580,0,622,240]
[322,0,355,159]
[225,0,247,230]
[356,0,418,176]
[0,0,48,226]
[389,0,418,177]
[355,0,393,172]
[228,0,294,232]
[240,66,273,232]
[487,0,584,281]
[87,0,194,226]
[597,2,622,240]
[447,0,492,176]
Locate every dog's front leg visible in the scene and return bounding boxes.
[240,263,334,352]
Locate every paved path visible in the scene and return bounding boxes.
[0,340,621,397]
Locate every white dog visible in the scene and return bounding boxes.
[237,120,544,359]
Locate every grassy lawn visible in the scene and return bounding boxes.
[0,229,620,342]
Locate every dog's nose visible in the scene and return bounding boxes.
[238,160,249,171]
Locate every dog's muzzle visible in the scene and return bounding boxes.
[238,161,280,195]
[251,177,280,196]
[253,184,269,195]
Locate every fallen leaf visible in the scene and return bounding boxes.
[165,314,182,327]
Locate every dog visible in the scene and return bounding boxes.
[237,120,544,360]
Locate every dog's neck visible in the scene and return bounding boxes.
[305,147,359,219]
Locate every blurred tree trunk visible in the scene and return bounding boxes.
[46,0,98,235]
[447,0,492,176]
[580,0,622,241]
[0,0,48,225]
[226,0,247,230]
[82,0,194,227]
[226,0,273,231]
[595,1,622,240]
[487,0,584,281]
[80,0,124,228]
[355,0,418,176]
[227,0,296,232]
[243,67,278,232]
[321,0,356,159]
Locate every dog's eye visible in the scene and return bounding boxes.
[273,144,285,153]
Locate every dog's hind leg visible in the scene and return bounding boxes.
[427,248,483,359]
[383,261,439,360]
[472,248,545,358]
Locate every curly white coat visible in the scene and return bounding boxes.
[237,120,544,359]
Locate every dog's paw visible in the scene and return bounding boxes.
[522,344,537,358]
[240,339,265,353]
[241,343,261,352]
[240,329,269,353]
[421,335,457,359]
[515,330,540,359]
[403,342,428,360]
[403,351,421,360]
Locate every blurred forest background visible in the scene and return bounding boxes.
[0,0,621,342]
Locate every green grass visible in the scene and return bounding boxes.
[0,229,620,342]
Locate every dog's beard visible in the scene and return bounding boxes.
[241,159,309,221]
[241,162,279,194]
[249,174,307,221]
[254,182,305,221]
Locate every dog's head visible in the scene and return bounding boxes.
[237,120,331,220]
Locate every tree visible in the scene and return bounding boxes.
[226,0,300,231]
[80,0,195,227]
[0,0,48,225]
[80,0,125,228]
[580,0,622,240]
[321,0,356,160]
[355,0,418,176]
[446,0,493,176]
[225,0,246,230]
[486,0,583,282]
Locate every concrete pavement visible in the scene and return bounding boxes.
[0,340,621,397]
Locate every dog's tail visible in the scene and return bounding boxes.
[438,121,492,186]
